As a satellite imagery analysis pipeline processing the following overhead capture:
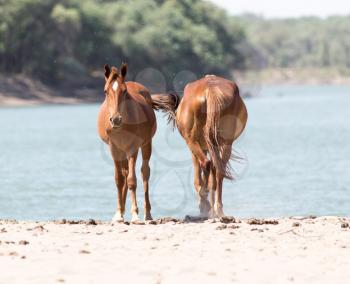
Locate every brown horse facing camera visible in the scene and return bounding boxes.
[97,63,173,223]
[153,75,247,218]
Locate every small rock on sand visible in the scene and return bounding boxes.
[184,215,206,223]
[19,240,29,245]
[309,215,317,219]
[67,220,82,225]
[157,217,180,224]
[35,225,46,232]
[247,219,279,225]
[219,216,236,224]
[216,224,227,230]
[341,223,349,229]
[86,219,98,226]
[228,225,240,229]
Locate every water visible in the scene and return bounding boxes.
[0,85,349,220]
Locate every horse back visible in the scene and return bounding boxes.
[125,81,154,107]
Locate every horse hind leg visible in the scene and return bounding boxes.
[141,142,153,221]
[214,144,232,218]
[208,166,216,218]
[188,140,211,171]
[192,153,210,217]
[214,173,225,218]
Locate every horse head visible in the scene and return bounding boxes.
[103,63,128,129]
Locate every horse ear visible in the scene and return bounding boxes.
[104,64,111,80]
[120,62,127,79]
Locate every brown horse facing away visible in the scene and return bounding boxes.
[97,63,172,223]
[153,75,248,218]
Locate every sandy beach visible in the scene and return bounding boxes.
[0,216,349,284]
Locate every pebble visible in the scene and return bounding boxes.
[228,225,240,229]
[216,224,227,230]
[247,219,279,225]
[220,216,236,224]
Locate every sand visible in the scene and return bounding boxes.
[0,216,349,284]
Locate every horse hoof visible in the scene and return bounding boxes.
[111,215,124,224]
[144,214,153,222]
[199,200,211,217]
[208,208,217,219]
[131,219,145,225]
[199,210,209,219]
[215,208,225,218]
[131,215,143,224]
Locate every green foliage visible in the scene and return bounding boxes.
[1,0,348,87]
[237,14,350,70]
[0,0,246,86]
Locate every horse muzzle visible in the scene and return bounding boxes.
[109,115,123,128]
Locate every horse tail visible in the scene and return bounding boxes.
[151,93,180,128]
[204,86,234,180]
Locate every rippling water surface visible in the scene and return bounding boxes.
[1,85,349,220]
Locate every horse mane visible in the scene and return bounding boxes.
[151,93,180,128]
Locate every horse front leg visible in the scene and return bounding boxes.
[110,146,127,223]
[112,164,125,223]
[127,152,140,223]
[121,159,128,215]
